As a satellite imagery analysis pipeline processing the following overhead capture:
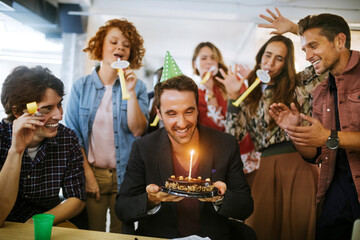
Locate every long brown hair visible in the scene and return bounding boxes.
[245,35,299,128]
[192,42,228,94]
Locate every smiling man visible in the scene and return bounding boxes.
[268,13,360,239]
[115,75,254,239]
[0,66,86,227]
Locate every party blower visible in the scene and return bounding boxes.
[111,58,130,100]
[200,66,217,84]
[150,51,183,127]
[26,102,38,114]
[232,69,270,107]
[26,102,49,115]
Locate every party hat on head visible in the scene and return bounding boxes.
[150,51,183,127]
[160,51,183,82]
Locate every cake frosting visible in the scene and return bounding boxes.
[165,175,214,193]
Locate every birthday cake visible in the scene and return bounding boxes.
[165,175,214,193]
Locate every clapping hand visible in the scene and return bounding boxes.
[269,103,330,147]
[285,114,330,147]
[269,102,301,129]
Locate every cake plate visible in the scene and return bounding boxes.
[160,187,219,198]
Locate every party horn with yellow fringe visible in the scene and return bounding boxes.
[232,69,270,107]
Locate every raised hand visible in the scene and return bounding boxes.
[258,8,298,35]
[11,113,44,153]
[269,102,301,129]
[216,65,245,100]
[235,64,251,80]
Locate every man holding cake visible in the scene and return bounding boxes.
[115,52,254,239]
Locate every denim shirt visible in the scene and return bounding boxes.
[65,67,149,188]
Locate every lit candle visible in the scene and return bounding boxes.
[188,150,195,180]
[232,69,270,107]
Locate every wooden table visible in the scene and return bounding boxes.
[0,222,167,240]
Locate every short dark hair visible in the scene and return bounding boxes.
[298,13,351,49]
[1,66,64,122]
[154,75,198,111]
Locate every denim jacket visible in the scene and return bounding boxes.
[65,67,149,188]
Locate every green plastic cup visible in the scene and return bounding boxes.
[32,213,55,240]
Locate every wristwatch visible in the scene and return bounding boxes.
[326,130,339,150]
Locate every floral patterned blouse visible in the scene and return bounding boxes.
[226,65,325,153]
[198,84,227,131]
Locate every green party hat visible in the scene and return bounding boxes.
[160,51,183,82]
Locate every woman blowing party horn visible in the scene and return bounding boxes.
[65,18,148,233]
[218,35,323,240]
